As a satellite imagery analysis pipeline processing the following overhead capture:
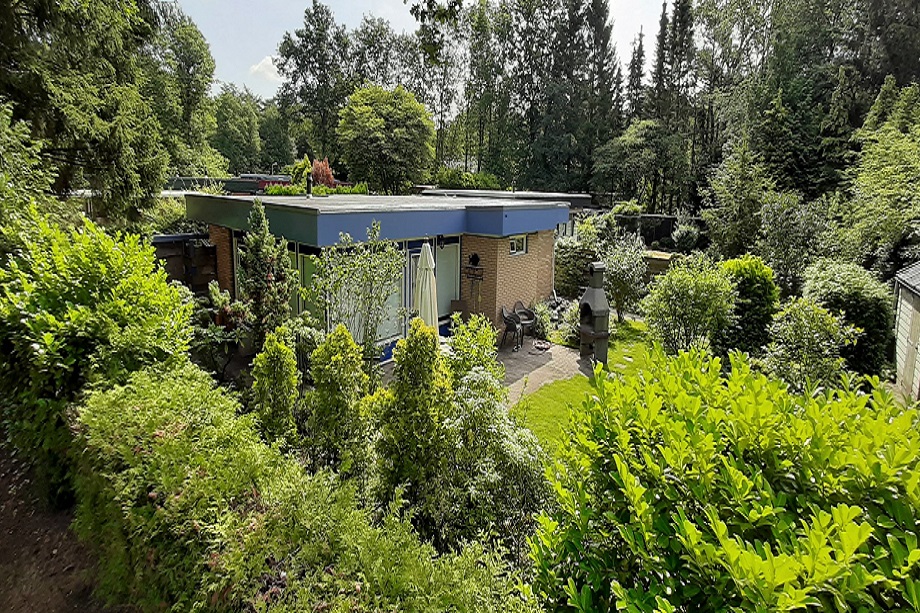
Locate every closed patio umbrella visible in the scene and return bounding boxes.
[413,242,439,329]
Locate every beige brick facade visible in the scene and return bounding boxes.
[460,230,555,328]
[209,224,235,296]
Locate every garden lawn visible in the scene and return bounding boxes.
[515,320,648,451]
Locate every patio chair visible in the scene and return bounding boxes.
[513,301,536,336]
[500,306,523,351]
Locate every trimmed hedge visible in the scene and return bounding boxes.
[803,259,893,375]
[74,363,536,612]
[532,350,920,612]
[718,255,780,355]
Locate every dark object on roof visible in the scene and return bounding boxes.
[896,261,920,295]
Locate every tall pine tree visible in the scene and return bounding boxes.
[650,2,670,124]
[626,29,646,120]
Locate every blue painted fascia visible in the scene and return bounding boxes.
[316,209,467,245]
[187,194,570,246]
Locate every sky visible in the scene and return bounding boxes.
[177,0,661,99]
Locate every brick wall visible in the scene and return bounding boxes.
[460,234,499,326]
[209,225,235,296]
[460,231,555,328]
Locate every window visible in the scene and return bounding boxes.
[510,234,527,255]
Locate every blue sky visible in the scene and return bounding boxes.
[177,0,661,99]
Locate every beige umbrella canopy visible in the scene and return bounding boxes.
[413,242,439,329]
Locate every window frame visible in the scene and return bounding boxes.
[509,234,528,255]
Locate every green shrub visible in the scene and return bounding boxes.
[554,236,596,299]
[532,302,552,340]
[252,327,300,444]
[264,183,307,196]
[239,201,299,350]
[373,318,548,558]
[756,192,827,295]
[301,324,369,477]
[373,318,452,538]
[74,363,536,612]
[803,259,893,375]
[671,222,699,253]
[121,196,207,236]
[447,313,504,385]
[0,217,191,503]
[190,281,249,381]
[532,350,920,612]
[717,255,780,355]
[761,297,858,392]
[555,301,581,348]
[602,231,647,322]
[641,254,736,353]
[434,167,501,190]
[284,314,326,381]
[611,200,643,215]
[312,182,369,195]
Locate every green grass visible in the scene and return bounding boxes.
[514,320,648,451]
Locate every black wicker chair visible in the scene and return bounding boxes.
[501,306,523,351]
[513,301,536,337]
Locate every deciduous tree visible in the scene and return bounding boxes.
[337,85,435,194]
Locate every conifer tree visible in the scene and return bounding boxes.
[650,2,670,124]
[626,29,646,120]
[239,201,299,350]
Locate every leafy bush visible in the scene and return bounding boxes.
[309,222,404,371]
[641,254,735,353]
[434,166,501,190]
[554,235,596,299]
[717,255,780,355]
[373,319,452,537]
[447,313,504,385]
[288,154,311,185]
[0,103,83,256]
[703,141,775,259]
[557,301,581,348]
[602,231,647,322]
[803,259,893,375]
[532,350,920,612]
[123,196,208,236]
[312,182,369,195]
[756,192,827,295]
[611,200,643,215]
[283,314,326,381]
[312,156,335,187]
[671,222,699,253]
[239,200,299,350]
[264,183,307,196]
[761,297,858,392]
[252,327,300,444]
[301,324,369,478]
[0,217,191,503]
[532,302,553,340]
[373,319,548,558]
[74,363,537,612]
[190,281,250,381]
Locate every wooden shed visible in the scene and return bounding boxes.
[894,261,920,400]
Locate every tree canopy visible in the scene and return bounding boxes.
[337,85,435,194]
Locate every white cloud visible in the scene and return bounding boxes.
[249,55,282,83]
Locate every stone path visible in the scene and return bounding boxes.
[499,339,595,403]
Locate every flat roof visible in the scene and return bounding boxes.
[186,193,570,247]
[421,188,594,208]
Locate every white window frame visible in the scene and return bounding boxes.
[509,234,528,255]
